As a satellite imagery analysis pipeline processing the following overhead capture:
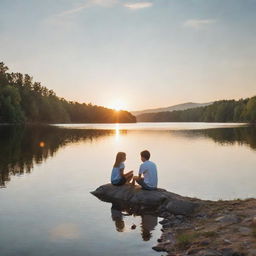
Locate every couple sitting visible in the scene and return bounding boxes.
[111,150,158,190]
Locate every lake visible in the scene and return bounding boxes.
[0,122,255,256]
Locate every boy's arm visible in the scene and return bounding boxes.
[133,173,142,180]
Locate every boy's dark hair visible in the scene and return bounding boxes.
[140,150,150,160]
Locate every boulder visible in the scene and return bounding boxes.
[91,184,200,216]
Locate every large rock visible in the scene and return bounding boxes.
[91,184,201,216]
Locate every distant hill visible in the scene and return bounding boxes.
[131,102,212,116]
[136,97,256,123]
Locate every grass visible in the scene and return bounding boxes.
[176,233,196,249]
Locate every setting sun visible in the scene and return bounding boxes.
[109,100,126,111]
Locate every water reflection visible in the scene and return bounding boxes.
[174,126,256,150]
[110,202,157,241]
[1,125,256,188]
[0,125,114,187]
[141,215,158,241]
[111,203,125,232]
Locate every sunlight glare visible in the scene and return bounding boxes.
[115,123,120,142]
[110,100,126,111]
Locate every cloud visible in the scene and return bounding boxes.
[55,3,90,17]
[183,19,217,29]
[45,0,152,25]
[124,2,153,10]
[54,0,118,18]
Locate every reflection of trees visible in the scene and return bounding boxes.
[173,127,256,150]
[0,125,114,187]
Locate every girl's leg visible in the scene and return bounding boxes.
[124,172,133,183]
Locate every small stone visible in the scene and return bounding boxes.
[131,224,136,230]
[157,238,162,243]
[199,240,210,246]
[159,219,170,225]
[187,247,204,255]
[223,239,232,244]
[215,215,239,224]
[238,227,251,235]
[252,216,256,227]
[152,245,167,252]
[196,213,207,218]
[197,249,222,256]
[221,248,235,256]
[176,215,184,220]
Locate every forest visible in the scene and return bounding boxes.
[0,62,136,123]
[137,97,256,123]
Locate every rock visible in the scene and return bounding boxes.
[176,215,185,220]
[159,211,172,218]
[199,240,210,246]
[221,248,236,256]
[220,248,246,256]
[197,249,222,256]
[223,239,232,244]
[248,249,256,256]
[238,227,251,235]
[152,245,167,252]
[159,219,170,225]
[166,199,198,216]
[91,184,200,216]
[215,214,239,224]
[252,216,256,227]
[187,247,205,254]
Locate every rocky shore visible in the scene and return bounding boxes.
[91,184,256,256]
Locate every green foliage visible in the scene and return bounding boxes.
[176,232,196,249]
[137,98,256,123]
[0,62,136,123]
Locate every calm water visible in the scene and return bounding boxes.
[0,123,256,256]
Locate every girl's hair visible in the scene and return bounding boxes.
[114,152,126,168]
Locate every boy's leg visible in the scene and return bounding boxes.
[136,178,154,190]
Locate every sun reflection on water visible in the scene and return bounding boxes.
[115,124,120,142]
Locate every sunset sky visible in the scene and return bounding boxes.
[1,0,256,110]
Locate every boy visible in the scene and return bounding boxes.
[132,150,158,190]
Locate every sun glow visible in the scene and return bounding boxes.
[109,100,126,111]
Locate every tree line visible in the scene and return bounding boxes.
[0,62,136,123]
[137,97,256,123]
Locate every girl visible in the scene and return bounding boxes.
[111,152,133,186]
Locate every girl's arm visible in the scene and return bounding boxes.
[120,168,124,177]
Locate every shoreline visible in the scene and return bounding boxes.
[154,198,256,256]
[92,184,256,256]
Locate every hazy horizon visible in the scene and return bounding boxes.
[1,0,256,111]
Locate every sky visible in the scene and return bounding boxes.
[0,0,256,111]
